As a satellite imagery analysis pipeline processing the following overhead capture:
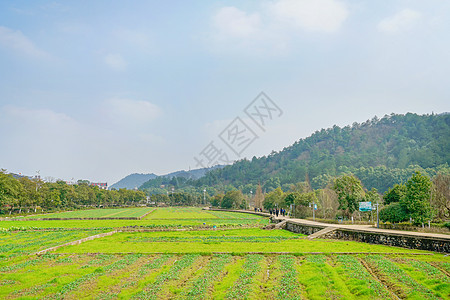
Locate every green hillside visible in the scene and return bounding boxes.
[192,113,449,193]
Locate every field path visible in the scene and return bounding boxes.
[212,208,450,241]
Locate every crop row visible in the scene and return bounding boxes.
[132,254,199,299]
[226,255,263,299]
[336,254,392,299]
[0,253,447,299]
[184,254,231,299]
[277,255,301,300]
[55,254,142,298]
[365,255,439,300]
[126,235,302,243]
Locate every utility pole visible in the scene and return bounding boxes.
[374,203,380,228]
[313,200,315,221]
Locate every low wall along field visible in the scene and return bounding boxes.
[0,207,448,299]
[283,220,450,253]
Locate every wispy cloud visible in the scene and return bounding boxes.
[267,0,349,33]
[103,98,162,126]
[0,26,49,58]
[378,9,422,34]
[209,0,349,55]
[104,53,127,70]
[213,7,262,38]
[114,29,154,52]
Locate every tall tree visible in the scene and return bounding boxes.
[402,171,433,224]
[253,184,264,209]
[221,190,244,209]
[332,174,365,218]
[431,173,450,219]
[0,171,23,212]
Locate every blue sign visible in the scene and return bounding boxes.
[359,202,372,212]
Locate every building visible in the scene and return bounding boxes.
[91,182,108,190]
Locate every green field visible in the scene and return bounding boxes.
[0,207,448,299]
[14,207,155,219]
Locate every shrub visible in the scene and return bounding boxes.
[379,202,409,223]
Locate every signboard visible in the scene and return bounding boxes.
[359,201,372,212]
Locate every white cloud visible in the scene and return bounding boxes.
[103,98,161,125]
[267,0,349,33]
[213,6,262,38]
[378,9,422,34]
[209,1,349,55]
[114,29,153,51]
[104,53,127,70]
[0,26,49,58]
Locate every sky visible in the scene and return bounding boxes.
[0,0,449,185]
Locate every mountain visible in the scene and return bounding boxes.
[110,173,158,190]
[194,113,450,193]
[160,166,223,180]
[112,166,223,190]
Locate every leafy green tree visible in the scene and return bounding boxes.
[383,184,406,205]
[263,187,284,210]
[402,171,433,224]
[365,188,380,203]
[332,174,365,218]
[221,190,244,209]
[152,194,169,204]
[211,194,224,207]
[283,192,298,207]
[379,202,409,223]
[263,177,281,192]
[0,171,23,212]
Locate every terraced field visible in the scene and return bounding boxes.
[0,207,449,299]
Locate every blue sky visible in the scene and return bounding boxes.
[0,0,449,184]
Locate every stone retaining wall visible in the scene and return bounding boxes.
[323,228,449,253]
[282,220,450,253]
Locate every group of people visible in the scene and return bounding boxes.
[253,207,287,217]
[269,207,286,217]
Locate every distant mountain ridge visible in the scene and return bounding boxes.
[110,173,158,190]
[111,166,223,190]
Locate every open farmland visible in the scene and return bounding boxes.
[0,207,449,299]
[14,207,155,219]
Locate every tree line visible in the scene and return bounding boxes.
[0,170,146,214]
[208,171,449,225]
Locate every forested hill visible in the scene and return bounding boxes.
[195,113,449,192]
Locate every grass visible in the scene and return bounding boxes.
[0,206,449,299]
[15,207,154,219]
[55,228,431,254]
[0,207,269,230]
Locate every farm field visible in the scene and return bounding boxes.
[13,207,155,219]
[0,207,449,299]
[1,207,268,230]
